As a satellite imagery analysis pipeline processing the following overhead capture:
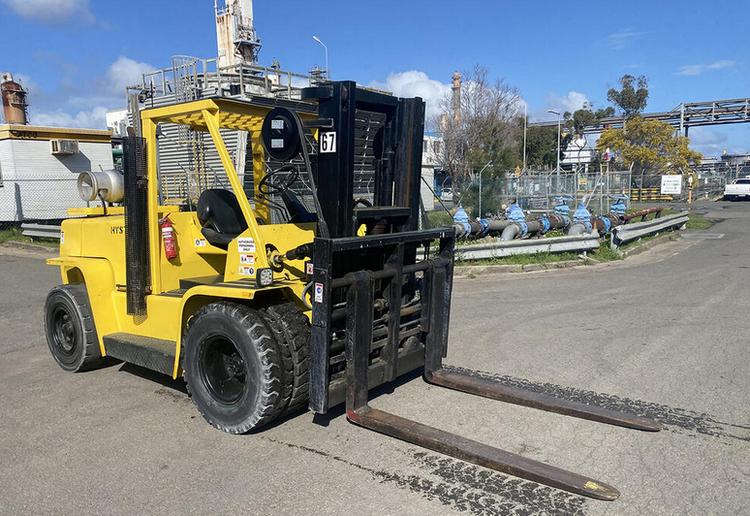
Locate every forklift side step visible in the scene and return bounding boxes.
[348,406,620,501]
[102,333,176,375]
[427,368,662,432]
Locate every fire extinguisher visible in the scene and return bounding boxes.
[160,215,177,260]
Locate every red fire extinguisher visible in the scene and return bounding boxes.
[160,215,177,260]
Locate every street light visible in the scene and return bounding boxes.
[477,160,493,219]
[547,109,561,195]
[312,36,329,79]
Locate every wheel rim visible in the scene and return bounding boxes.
[199,335,249,405]
[51,306,77,357]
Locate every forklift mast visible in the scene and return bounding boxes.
[297,82,661,501]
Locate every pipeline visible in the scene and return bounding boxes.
[452,204,511,238]
[588,196,664,236]
[622,207,663,223]
[500,202,569,241]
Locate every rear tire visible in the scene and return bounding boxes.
[182,302,284,434]
[44,284,103,372]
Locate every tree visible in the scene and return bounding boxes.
[596,117,702,181]
[434,65,522,190]
[523,125,571,169]
[606,75,649,118]
[565,102,616,135]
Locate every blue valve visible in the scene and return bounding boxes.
[609,195,628,217]
[453,204,471,236]
[506,203,526,223]
[554,197,572,216]
[573,201,593,232]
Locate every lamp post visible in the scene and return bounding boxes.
[312,36,329,79]
[522,103,527,171]
[477,160,493,219]
[547,109,561,195]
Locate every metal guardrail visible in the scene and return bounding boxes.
[610,213,688,249]
[456,232,600,261]
[21,223,62,241]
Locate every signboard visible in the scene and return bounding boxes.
[660,175,682,195]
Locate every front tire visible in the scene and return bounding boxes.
[44,284,103,372]
[182,302,284,434]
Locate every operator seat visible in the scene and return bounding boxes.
[196,189,248,249]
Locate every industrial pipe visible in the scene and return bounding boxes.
[452,204,511,238]
[622,207,663,223]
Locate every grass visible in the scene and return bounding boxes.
[426,210,454,228]
[0,227,60,248]
[685,213,712,230]
[591,245,623,261]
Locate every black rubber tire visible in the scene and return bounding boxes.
[259,302,311,415]
[182,302,284,434]
[44,284,103,372]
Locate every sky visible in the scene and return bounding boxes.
[1,0,748,157]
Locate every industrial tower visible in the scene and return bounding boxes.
[215,0,262,68]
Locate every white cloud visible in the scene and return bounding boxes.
[29,106,109,129]
[688,127,730,156]
[22,55,155,129]
[600,29,645,50]
[103,56,155,96]
[676,60,736,76]
[0,0,93,23]
[369,71,451,119]
[545,91,590,116]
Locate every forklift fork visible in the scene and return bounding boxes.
[340,257,661,501]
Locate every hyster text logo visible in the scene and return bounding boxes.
[110,226,124,234]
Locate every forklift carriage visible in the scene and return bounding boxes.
[44,81,660,501]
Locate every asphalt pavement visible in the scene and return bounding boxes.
[1,201,748,516]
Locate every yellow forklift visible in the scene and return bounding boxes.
[44,81,660,500]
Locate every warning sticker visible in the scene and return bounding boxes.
[239,266,255,276]
[305,262,314,275]
[271,119,284,130]
[237,237,256,253]
[194,238,207,247]
[240,254,254,265]
[60,231,65,244]
[314,283,324,303]
[271,138,284,149]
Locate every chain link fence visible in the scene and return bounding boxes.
[452,167,743,219]
[0,174,88,231]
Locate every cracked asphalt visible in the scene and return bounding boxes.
[1,200,748,516]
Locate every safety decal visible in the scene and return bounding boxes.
[237,237,256,253]
[314,282,324,303]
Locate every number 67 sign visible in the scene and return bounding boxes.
[320,132,336,153]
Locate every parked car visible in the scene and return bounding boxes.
[723,177,750,201]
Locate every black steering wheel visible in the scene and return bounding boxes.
[258,166,300,196]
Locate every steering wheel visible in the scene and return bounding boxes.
[258,166,300,196]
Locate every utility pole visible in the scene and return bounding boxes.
[547,109,561,195]
[477,160,493,219]
[522,104,527,171]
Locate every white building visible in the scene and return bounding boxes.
[106,108,129,137]
[0,125,113,221]
[561,136,596,169]
[421,134,444,211]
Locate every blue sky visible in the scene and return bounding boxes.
[1,0,747,156]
